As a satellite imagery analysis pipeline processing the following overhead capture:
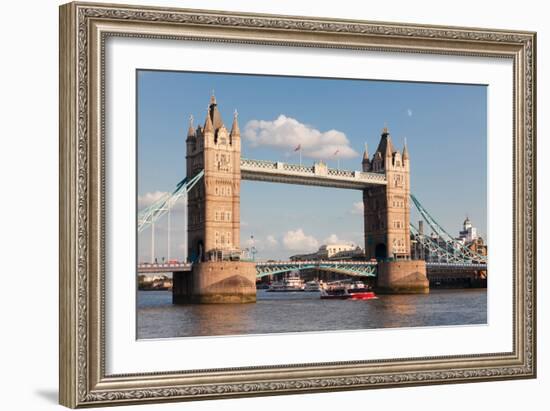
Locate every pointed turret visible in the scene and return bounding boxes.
[362,142,369,161]
[207,91,224,131]
[361,142,370,171]
[402,137,409,161]
[204,105,213,133]
[230,109,240,139]
[186,114,196,140]
[375,126,395,159]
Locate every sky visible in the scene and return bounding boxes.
[137,70,487,262]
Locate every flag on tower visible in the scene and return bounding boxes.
[334,149,341,169]
[294,144,303,165]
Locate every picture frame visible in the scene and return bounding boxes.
[59,1,536,408]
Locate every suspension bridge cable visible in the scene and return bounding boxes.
[409,194,487,263]
[137,170,204,233]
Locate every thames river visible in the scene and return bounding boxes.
[137,289,487,339]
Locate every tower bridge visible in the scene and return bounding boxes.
[138,94,487,303]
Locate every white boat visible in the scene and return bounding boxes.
[304,280,321,292]
[267,273,305,292]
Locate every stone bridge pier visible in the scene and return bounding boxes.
[376,260,429,294]
[173,261,256,304]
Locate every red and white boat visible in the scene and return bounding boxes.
[320,280,377,300]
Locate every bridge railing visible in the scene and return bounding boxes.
[254,260,379,278]
[240,158,278,170]
[240,158,386,184]
[426,261,487,269]
[327,168,354,178]
[255,259,379,266]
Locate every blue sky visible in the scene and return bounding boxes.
[137,70,487,262]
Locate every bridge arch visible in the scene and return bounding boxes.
[375,243,387,260]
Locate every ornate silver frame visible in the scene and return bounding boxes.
[59,2,536,408]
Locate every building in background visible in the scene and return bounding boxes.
[458,217,478,244]
[290,243,364,261]
[467,237,487,258]
[410,217,487,263]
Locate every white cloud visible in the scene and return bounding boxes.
[324,234,340,244]
[351,201,364,215]
[243,115,359,160]
[323,234,356,246]
[138,191,167,209]
[138,191,187,212]
[243,235,278,252]
[407,108,413,117]
[266,235,278,247]
[282,229,319,251]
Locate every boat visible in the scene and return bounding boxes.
[319,288,350,300]
[348,290,377,300]
[267,273,305,292]
[347,281,370,294]
[304,280,321,292]
[320,288,377,300]
[320,280,377,300]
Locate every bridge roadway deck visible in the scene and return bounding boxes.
[240,158,386,189]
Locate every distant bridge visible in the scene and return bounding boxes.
[255,260,378,278]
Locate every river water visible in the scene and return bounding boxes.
[137,289,487,339]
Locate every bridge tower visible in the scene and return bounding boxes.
[362,128,411,260]
[186,94,242,262]
[362,128,428,293]
[174,94,256,304]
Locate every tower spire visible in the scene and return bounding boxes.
[402,137,409,160]
[204,105,213,132]
[230,109,240,138]
[375,124,394,157]
[187,114,195,138]
[362,142,369,162]
[362,141,370,171]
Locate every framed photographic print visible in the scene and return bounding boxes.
[59,2,536,408]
